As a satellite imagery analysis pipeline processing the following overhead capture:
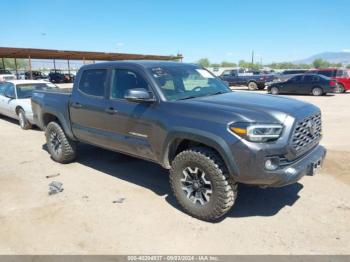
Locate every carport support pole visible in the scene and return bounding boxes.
[28,56,33,80]
[67,59,71,75]
[1,58,5,69]
[53,59,56,71]
[14,58,18,78]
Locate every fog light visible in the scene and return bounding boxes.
[265,158,279,171]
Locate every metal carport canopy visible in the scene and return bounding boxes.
[0,47,183,61]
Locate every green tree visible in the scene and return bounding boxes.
[197,58,210,68]
[210,63,220,67]
[313,59,330,68]
[346,64,350,69]
[221,61,237,67]
[0,58,28,70]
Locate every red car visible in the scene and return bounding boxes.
[308,68,350,93]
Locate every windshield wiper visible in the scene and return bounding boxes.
[178,96,197,100]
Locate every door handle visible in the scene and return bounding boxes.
[105,107,118,114]
[72,102,83,109]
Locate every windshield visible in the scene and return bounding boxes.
[16,83,58,99]
[149,65,230,101]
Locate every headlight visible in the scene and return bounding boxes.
[229,122,283,142]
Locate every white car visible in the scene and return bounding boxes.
[0,80,58,129]
[0,69,16,81]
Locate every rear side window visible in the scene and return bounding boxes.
[304,75,319,82]
[317,70,335,78]
[79,69,107,97]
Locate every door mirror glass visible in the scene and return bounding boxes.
[124,88,155,102]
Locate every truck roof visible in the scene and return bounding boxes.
[80,60,191,69]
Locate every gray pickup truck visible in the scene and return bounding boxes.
[31,61,326,221]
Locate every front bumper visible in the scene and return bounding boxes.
[232,145,326,187]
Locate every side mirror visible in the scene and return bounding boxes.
[124,88,155,103]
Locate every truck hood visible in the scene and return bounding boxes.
[187,91,319,123]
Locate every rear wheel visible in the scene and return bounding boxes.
[312,87,323,96]
[248,81,258,90]
[45,121,77,163]
[335,83,345,93]
[270,86,279,95]
[170,146,237,221]
[18,109,32,130]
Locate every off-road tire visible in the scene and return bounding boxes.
[45,121,77,163]
[248,81,258,90]
[170,146,237,221]
[312,87,323,96]
[18,109,32,130]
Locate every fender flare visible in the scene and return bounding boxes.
[41,108,75,140]
[161,128,239,176]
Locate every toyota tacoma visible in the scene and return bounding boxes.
[31,61,326,221]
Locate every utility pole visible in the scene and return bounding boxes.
[251,50,254,65]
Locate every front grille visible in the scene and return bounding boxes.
[292,113,322,153]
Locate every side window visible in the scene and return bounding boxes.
[4,83,15,98]
[221,70,231,76]
[78,69,107,97]
[0,83,6,95]
[303,75,318,82]
[290,75,303,82]
[110,69,151,99]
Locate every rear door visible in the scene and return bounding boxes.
[69,68,112,147]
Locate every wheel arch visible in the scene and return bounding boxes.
[15,106,23,115]
[41,111,76,140]
[162,130,239,177]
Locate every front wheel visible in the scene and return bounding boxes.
[248,81,258,90]
[45,121,77,163]
[312,87,323,96]
[170,147,237,221]
[270,86,279,95]
[18,109,32,130]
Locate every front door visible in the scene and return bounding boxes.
[283,75,303,93]
[104,68,157,161]
[0,82,17,118]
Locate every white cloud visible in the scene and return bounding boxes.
[116,42,125,47]
[226,52,233,57]
[341,49,350,53]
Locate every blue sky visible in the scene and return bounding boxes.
[1,0,349,63]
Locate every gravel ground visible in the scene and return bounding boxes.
[0,88,349,254]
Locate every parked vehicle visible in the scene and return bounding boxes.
[267,74,336,96]
[307,68,350,93]
[219,69,275,90]
[64,73,75,83]
[0,80,58,129]
[49,71,66,83]
[276,69,308,82]
[25,71,48,80]
[32,61,326,221]
[0,69,16,81]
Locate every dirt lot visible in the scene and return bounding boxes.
[0,88,349,254]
